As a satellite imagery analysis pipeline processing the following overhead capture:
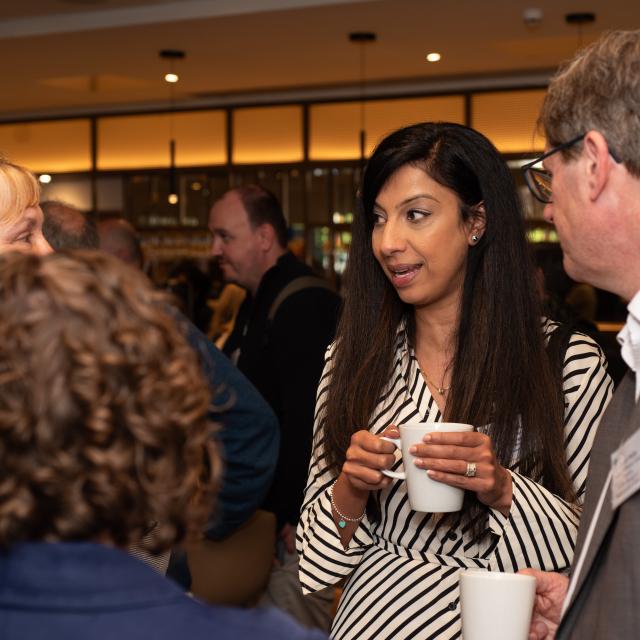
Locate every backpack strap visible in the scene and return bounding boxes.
[267,276,335,324]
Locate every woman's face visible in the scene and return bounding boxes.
[371,164,477,312]
[0,205,52,255]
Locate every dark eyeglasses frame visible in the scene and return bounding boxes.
[521,133,622,204]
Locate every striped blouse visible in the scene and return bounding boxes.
[297,322,613,640]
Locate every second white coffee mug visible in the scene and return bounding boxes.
[381,421,474,513]
[459,569,536,640]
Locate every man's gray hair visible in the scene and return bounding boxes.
[539,29,640,176]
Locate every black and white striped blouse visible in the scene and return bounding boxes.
[297,322,613,640]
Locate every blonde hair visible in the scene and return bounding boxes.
[540,30,640,176]
[0,160,40,226]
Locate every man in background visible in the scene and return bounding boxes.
[522,29,640,639]
[209,185,340,627]
[41,200,98,250]
[97,216,144,266]
[43,207,280,599]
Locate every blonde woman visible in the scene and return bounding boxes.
[0,159,52,254]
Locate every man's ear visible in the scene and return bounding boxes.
[256,223,276,251]
[467,202,486,245]
[583,130,614,201]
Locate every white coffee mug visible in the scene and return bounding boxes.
[381,422,474,513]
[459,569,536,640]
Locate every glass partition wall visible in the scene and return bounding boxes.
[0,89,550,280]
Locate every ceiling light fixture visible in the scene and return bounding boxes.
[348,31,377,161]
[38,174,52,184]
[159,49,185,206]
[426,52,441,62]
[565,12,596,48]
[522,7,544,27]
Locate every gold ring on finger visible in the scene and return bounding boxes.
[465,461,477,478]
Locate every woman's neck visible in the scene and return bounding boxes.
[413,298,459,356]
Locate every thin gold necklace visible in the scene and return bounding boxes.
[418,362,451,397]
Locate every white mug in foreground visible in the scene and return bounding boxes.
[459,569,536,640]
[381,422,473,513]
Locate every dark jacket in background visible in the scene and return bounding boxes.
[224,252,340,527]
[181,316,279,539]
[0,542,326,640]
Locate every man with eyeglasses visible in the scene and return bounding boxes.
[520,30,640,640]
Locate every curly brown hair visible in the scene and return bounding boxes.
[0,250,219,552]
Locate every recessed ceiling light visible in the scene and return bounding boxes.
[164,73,179,83]
[38,174,52,184]
[426,52,441,62]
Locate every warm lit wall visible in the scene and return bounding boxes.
[0,119,91,173]
[472,89,546,153]
[309,96,466,160]
[0,90,548,177]
[232,105,303,163]
[97,110,227,169]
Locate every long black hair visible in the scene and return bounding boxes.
[322,122,572,532]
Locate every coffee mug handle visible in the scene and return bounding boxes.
[380,436,405,479]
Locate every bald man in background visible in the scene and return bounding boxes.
[97,216,144,267]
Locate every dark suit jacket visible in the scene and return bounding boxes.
[0,542,326,640]
[558,371,640,639]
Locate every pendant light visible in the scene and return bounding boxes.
[348,32,377,161]
[159,49,185,205]
[565,12,596,49]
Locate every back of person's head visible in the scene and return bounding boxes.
[98,217,144,269]
[0,251,219,553]
[0,160,40,228]
[540,29,640,175]
[41,200,99,251]
[233,185,288,248]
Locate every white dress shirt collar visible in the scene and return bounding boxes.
[617,290,640,401]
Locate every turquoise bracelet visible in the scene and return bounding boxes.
[330,481,366,529]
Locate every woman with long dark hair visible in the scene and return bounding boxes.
[297,123,612,639]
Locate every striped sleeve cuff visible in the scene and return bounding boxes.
[487,471,580,573]
[297,488,373,594]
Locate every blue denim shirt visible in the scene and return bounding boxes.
[179,314,279,539]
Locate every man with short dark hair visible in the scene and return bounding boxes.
[210,185,340,532]
[521,29,640,640]
[41,200,98,250]
[209,185,340,626]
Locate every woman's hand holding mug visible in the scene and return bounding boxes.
[341,425,399,493]
[411,430,513,514]
[332,426,398,545]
